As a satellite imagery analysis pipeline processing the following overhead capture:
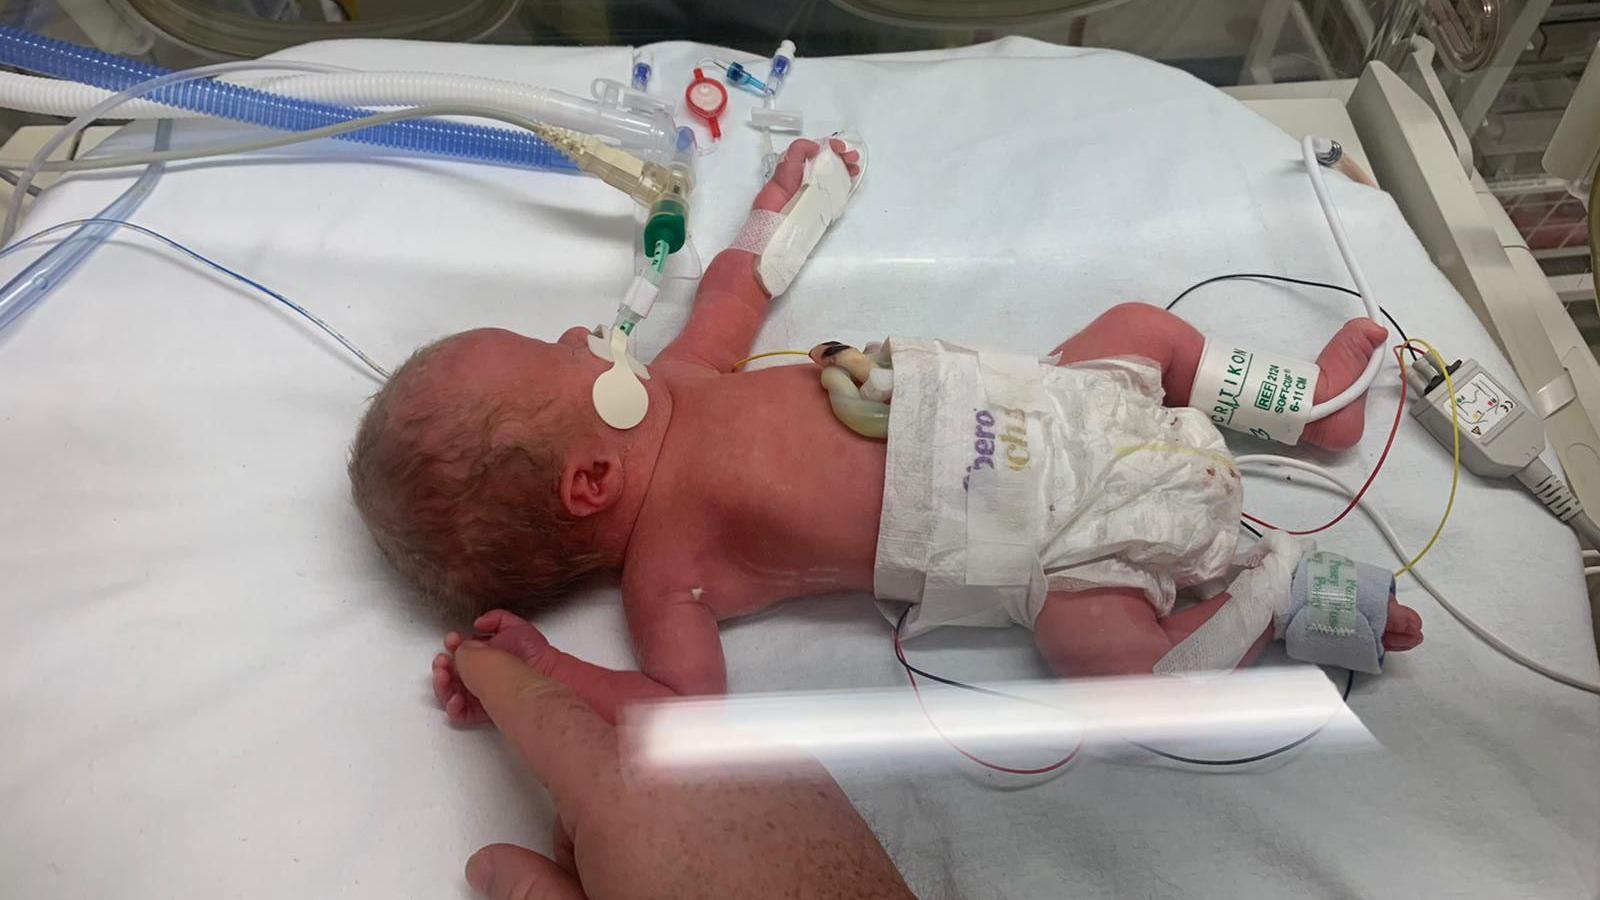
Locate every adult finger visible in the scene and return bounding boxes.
[454,642,620,811]
[465,843,586,900]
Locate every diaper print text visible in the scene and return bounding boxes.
[965,406,1031,489]
[965,409,996,489]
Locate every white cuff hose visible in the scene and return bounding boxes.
[1184,138,1387,445]
[1299,134,1385,422]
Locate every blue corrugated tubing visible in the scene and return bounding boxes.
[0,27,576,172]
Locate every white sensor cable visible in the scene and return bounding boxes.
[1238,453,1600,696]
[1300,135,1386,423]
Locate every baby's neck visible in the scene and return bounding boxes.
[602,383,676,568]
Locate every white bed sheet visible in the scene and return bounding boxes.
[1,36,1595,899]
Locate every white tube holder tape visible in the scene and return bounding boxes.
[1189,339,1320,445]
[586,327,650,380]
[621,274,659,320]
[755,146,853,296]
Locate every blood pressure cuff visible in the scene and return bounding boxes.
[1278,551,1392,674]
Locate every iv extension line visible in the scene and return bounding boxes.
[1299,135,1386,424]
[0,216,388,379]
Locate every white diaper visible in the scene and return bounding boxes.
[874,337,1243,638]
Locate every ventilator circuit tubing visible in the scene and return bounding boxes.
[0,68,679,159]
[3,59,343,243]
[0,121,170,334]
[1301,134,1385,422]
[0,27,577,196]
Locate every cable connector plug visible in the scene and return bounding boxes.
[1517,458,1582,523]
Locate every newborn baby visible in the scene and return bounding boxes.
[349,140,1423,725]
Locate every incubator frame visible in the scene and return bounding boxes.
[1227,43,1600,650]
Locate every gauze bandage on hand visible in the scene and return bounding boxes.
[1189,339,1320,445]
[1155,531,1312,674]
[730,140,856,297]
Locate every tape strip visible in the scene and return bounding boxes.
[730,209,783,255]
[1302,552,1359,638]
[1281,551,1390,674]
[1534,371,1577,419]
[1188,339,1320,445]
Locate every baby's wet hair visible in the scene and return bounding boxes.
[348,334,605,621]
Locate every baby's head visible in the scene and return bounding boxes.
[349,326,645,620]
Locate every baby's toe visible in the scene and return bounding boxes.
[1383,600,1424,651]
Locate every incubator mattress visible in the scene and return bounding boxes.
[1,37,1595,899]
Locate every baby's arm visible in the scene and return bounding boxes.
[433,596,727,726]
[435,611,680,726]
[658,139,859,373]
[628,591,727,695]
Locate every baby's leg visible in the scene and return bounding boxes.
[1033,587,1424,677]
[432,610,677,727]
[1032,588,1194,678]
[1051,303,1387,451]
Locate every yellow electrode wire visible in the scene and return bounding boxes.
[1393,338,1459,579]
[732,349,810,370]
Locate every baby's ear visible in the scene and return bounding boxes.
[560,450,623,518]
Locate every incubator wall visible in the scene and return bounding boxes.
[0,5,1597,900]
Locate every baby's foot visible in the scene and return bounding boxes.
[431,609,556,727]
[1383,597,1424,652]
[1299,318,1388,451]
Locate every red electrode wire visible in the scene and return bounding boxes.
[894,618,1082,776]
[1243,344,1410,535]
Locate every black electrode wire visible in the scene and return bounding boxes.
[893,607,1357,769]
[1164,272,1418,359]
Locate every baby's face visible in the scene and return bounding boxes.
[434,326,608,407]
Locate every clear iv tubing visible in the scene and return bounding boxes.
[1301,134,1385,421]
[0,121,169,334]
[0,215,387,378]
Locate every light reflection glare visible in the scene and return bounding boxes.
[621,667,1371,776]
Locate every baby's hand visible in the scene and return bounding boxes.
[752,137,861,214]
[433,610,556,727]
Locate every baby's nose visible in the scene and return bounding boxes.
[558,326,592,346]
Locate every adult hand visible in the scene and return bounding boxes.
[454,641,914,899]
